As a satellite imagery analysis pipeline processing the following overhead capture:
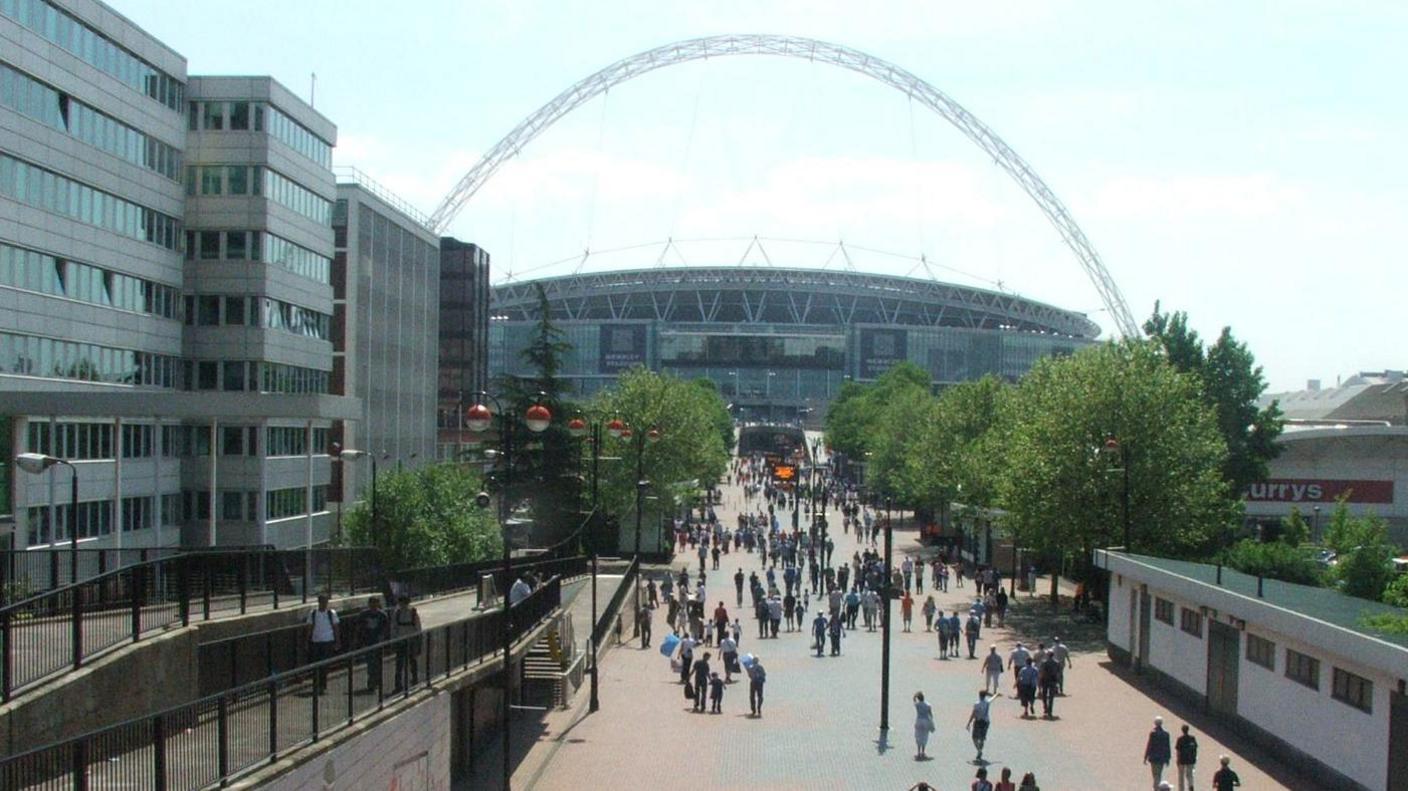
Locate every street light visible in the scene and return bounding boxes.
[465,390,551,791]
[333,445,375,543]
[880,495,894,738]
[566,415,601,713]
[15,453,78,583]
[613,421,661,560]
[1100,436,1132,552]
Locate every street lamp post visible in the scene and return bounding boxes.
[465,391,551,791]
[880,496,894,737]
[333,445,373,540]
[567,416,602,713]
[14,453,78,584]
[1102,437,1132,551]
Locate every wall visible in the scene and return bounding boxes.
[1143,592,1207,696]
[251,689,450,791]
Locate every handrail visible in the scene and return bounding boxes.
[0,545,276,600]
[0,576,565,790]
[0,547,383,702]
[591,556,639,649]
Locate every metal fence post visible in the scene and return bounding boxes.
[153,713,167,791]
[178,558,190,627]
[238,554,248,615]
[130,564,143,643]
[347,654,355,724]
[49,551,58,592]
[311,674,320,741]
[1,610,10,702]
[202,565,212,621]
[71,585,84,669]
[267,681,278,762]
[217,695,229,781]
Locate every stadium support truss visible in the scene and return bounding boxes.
[431,34,1139,337]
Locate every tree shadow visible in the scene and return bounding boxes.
[998,596,1106,653]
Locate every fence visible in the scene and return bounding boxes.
[199,555,588,698]
[0,546,274,603]
[0,576,563,790]
[591,556,640,651]
[0,548,382,702]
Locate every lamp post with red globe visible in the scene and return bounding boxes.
[1100,435,1132,552]
[463,390,551,791]
[566,414,603,712]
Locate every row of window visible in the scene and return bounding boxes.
[263,168,331,225]
[0,61,182,181]
[1,0,185,110]
[0,242,179,319]
[185,164,258,197]
[0,330,179,387]
[1246,633,1373,713]
[266,426,331,457]
[0,153,182,250]
[186,101,331,168]
[183,230,331,284]
[25,499,113,542]
[266,485,329,521]
[181,294,330,340]
[182,359,330,394]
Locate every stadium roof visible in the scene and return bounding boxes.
[491,267,1101,338]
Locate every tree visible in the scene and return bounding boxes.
[1220,540,1322,586]
[823,362,932,475]
[1279,507,1310,546]
[343,463,503,569]
[1327,507,1395,601]
[587,368,731,550]
[1383,575,1408,608]
[692,377,736,452]
[996,340,1235,568]
[1144,303,1284,493]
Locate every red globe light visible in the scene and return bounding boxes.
[465,403,493,432]
[567,417,588,438]
[607,418,626,438]
[646,427,662,443]
[620,426,634,439]
[525,403,552,433]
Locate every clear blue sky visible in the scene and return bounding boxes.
[112,0,1408,392]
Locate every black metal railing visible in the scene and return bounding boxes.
[0,546,274,603]
[0,577,563,790]
[591,556,639,650]
[0,548,382,702]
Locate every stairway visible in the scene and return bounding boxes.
[521,619,572,708]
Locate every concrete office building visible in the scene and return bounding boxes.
[331,173,440,506]
[0,0,364,555]
[435,237,490,460]
[1097,550,1408,791]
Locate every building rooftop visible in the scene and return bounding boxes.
[1114,552,1408,650]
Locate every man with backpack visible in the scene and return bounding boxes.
[304,593,340,694]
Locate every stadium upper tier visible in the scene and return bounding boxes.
[490,267,1101,340]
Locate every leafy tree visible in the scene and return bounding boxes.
[1383,574,1408,608]
[587,368,731,551]
[890,376,1008,525]
[1279,507,1310,546]
[344,463,503,569]
[692,377,736,451]
[823,362,932,474]
[996,340,1235,568]
[1144,303,1284,493]
[1219,539,1322,585]
[1328,510,1395,600]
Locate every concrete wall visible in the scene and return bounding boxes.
[252,689,450,791]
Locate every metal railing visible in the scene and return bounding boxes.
[0,548,382,702]
[0,546,273,603]
[591,556,639,650]
[0,577,563,790]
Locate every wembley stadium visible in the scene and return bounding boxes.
[488,267,1101,423]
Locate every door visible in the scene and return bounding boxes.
[1136,588,1151,672]
[1390,688,1408,791]
[1206,620,1239,717]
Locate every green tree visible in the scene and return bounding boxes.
[344,463,503,569]
[692,377,736,451]
[996,340,1235,567]
[1144,303,1284,493]
[1279,507,1310,546]
[823,362,932,476]
[1219,539,1322,585]
[587,368,731,550]
[1383,575,1408,608]
[1327,507,1395,601]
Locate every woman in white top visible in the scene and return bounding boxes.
[913,691,935,759]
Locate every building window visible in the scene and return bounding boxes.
[1154,597,1174,625]
[1246,633,1275,670]
[1332,667,1372,713]
[1179,608,1202,637]
[1285,649,1320,690]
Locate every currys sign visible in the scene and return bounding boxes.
[1244,479,1393,504]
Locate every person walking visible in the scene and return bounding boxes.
[391,594,422,693]
[304,593,340,694]
[638,603,653,648]
[1175,724,1199,791]
[1211,756,1241,790]
[719,632,739,682]
[1017,772,1040,791]
[970,767,993,791]
[1017,658,1039,717]
[1038,651,1060,718]
[901,591,915,632]
[913,691,935,760]
[965,690,992,762]
[828,610,845,656]
[691,651,711,713]
[922,595,937,631]
[994,768,1016,791]
[965,610,981,658]
[734,568,745,607]
[678,633,695,684]
[1052,637,1072,694]
[813,610,828,657]
[708,671,724,714]
[1144,716,1173,790]
[357,596,389,692]
[981,645,1004,695]
[747,654,767,716]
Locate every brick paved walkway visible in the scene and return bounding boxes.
[497,447,1320,791]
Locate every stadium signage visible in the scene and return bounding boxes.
[1244,478,1393,504]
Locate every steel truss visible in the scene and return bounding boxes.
[431,34,1139,336]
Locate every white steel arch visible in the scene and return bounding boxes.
[430,34,1139,336]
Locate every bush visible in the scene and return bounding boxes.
[1220,539,1322,586]
[1360,612,1408,636]
[1383,574,1408,608]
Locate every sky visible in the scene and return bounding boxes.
[111,1,1408,392]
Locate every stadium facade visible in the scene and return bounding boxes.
[488,267,1101,422]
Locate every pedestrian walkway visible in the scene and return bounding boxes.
[504,450,1318,791]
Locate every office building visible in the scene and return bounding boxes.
[436,237,490,460]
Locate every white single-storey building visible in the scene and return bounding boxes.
[1095,550,1408,791]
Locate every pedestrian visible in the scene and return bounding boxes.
[391,594,422,692]
[1175,724,1198,791]
[913,691,935,759]
[734,568,745,606]
[922,595,937,631]
[828,611,845,655]
[994,768,1015,791]
[1017,658,1039,717]
[812,611,828,657]
[1018,772,1040,791]
[982,645,1003,695]
[304,593,340,694]
[901,591,915,632]
[965,690,992,762]
[747,654,767,716]
[965,610,981,658]
[357,596,389,692]
[638,603,653,648]
[1211,756,1241,790]
[708,671,724,714]
[1008,642,1030,686]
[678,633,695,684]
[995,587,1008,627]
[984,589,997,627]
[1052,636,1072,694]
[1038,651,1059,718]
[937,612,951,657]
[691,651,711,712]
[970,767,993,791]
[1144,716,1172,790]
[720,632,739,682]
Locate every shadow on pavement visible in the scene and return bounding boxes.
[999,595,1106,653]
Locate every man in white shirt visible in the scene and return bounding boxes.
[719,634,739,682]
[1052,636,1072,694]
[305,593,340,693]
[1008,642,1030,686]
[981,644,1004,695]
[678,633,696,684]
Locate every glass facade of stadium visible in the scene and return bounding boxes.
[487,268,1101,423]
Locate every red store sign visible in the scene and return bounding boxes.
[1244,479,1394,504]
